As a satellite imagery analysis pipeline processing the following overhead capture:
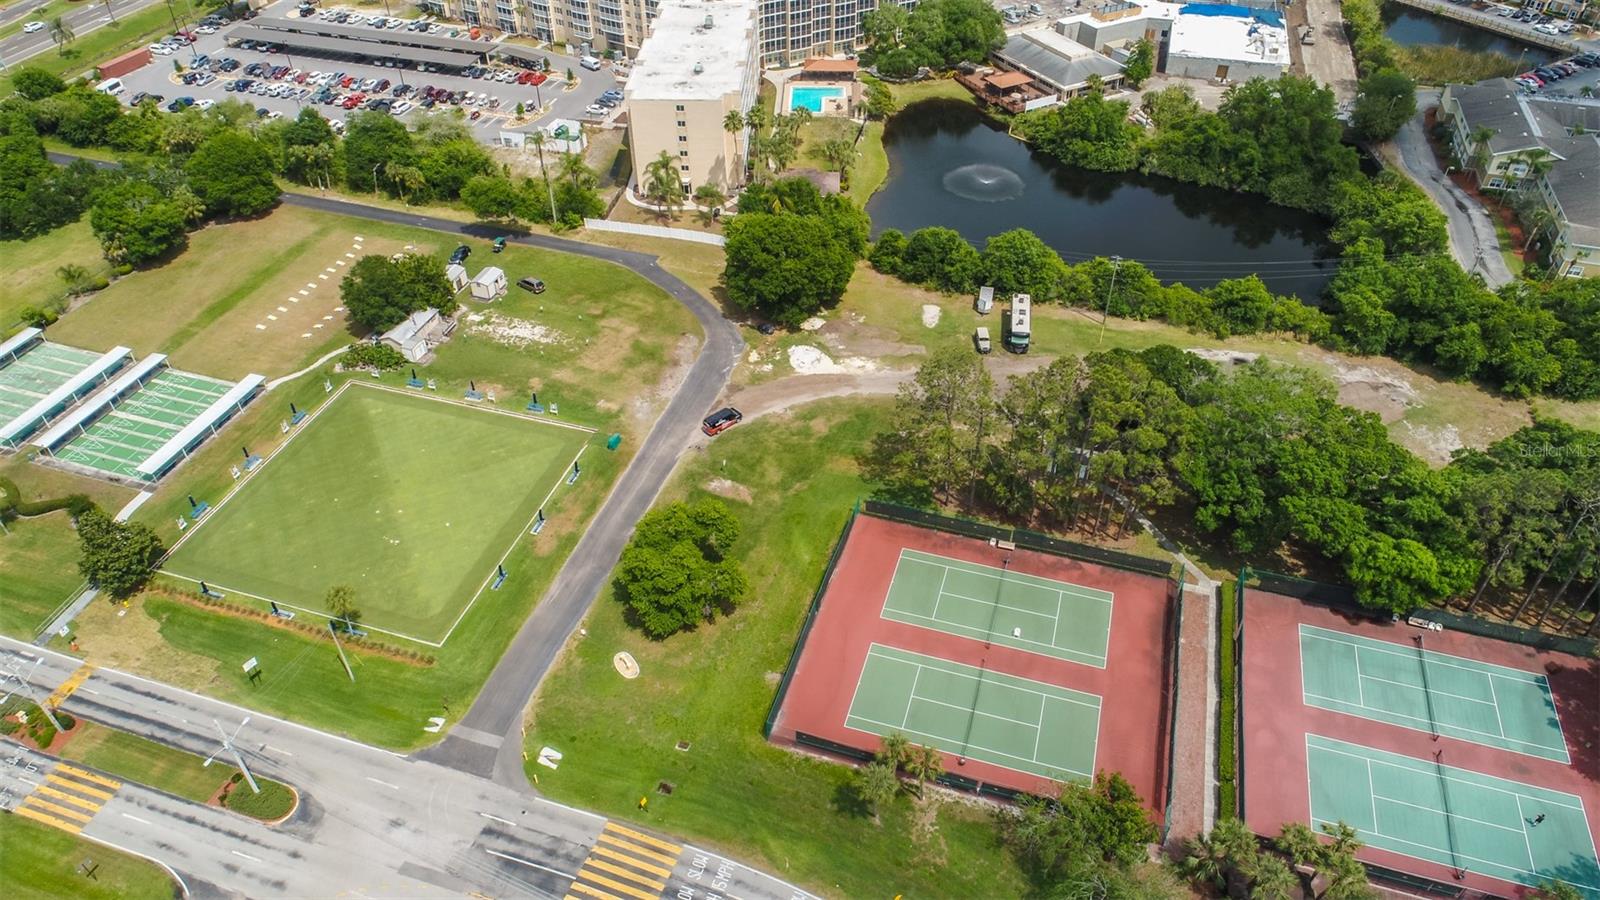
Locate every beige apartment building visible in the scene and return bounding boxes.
[422,0,909,61]
[625,0,760,194]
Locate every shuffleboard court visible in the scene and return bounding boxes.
[844,643,1101,781]
[1307,734,1600,896]
[882,549,1113,667]
[1299,624,1569,762]
[163,384,589,645]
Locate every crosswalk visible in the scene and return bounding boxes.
[44,663,94,709]
[567,821,682,900]
[11,762,121,834]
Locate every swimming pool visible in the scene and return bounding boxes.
[788,85,844,113]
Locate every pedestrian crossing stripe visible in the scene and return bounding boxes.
[33,784,101,810]
[54,763,120,789]
[596,832,678,867]
[12,803,84,834]
[591,844,672,878]
[20,795,93,822]
[11,763,121,835]
[565,820,684,900]
[47,773,114,799]
[603,822,680,854]
[45,664,94,709]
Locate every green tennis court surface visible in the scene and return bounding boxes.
[0,342,102,421]
[844,643,1101,781]
[53,370,233,479]
[1300,624,1569,762]
[164,385,588,645]
[882,549,1113,667]
[1307,735,1600,896]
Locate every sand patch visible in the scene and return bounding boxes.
[704,477,753,503]
[787,345,880,375]
[466,312,566,349]
[921,305,941,328]
[800,317,826,332]
[1401,422,1465,461]
[1186,348,1259,366]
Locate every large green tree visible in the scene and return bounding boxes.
[339,253,453,332]
[342,111,415,193]
[185,131,279,218]
[87,178,189,265]
[1352,68,1417,143]
[722,213,856,326]
[76,507,164,599]
[613,499,748,638]
[865,347,996,505]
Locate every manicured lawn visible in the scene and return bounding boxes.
[0,220,108,331]
[164,384,591,645]
[0,511,84,639]
[0,814,178,900]
[524,400,1030,899]
[886,77,977,107]
[61,720,235,804]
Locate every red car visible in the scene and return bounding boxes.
[701,407,742,436]
[528,72,547,86]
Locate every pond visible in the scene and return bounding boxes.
[864,99,1338,301]
[1381,6,1551,62]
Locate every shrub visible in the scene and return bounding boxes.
[1217,582,1239,818]
[342,342,407,371]
[222,779,296,821]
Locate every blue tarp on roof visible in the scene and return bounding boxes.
[1179,2,1285,27]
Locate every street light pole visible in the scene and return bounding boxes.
[1098,254,1121,346]
[1,658,64,733]
[204,718,261,794]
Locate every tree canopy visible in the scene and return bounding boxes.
[185,131,280,218]
[76,507,164,599]
[613,499,749,638]
[339,253,453,332]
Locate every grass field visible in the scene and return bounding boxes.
[0,2,179,96]
[524,399,1031,899]
[164,383,591,644]
[58,720,278,808]
[0,814,177,900]
[0,511,84,639]
[0,221,107,331]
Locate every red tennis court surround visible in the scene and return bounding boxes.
[768,510,1179,813]
[1240,587,1600,898]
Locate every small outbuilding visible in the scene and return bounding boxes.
[976,285,995,314]
[380,307,455,363]
[469,266,507,302]
[445,263,469,293]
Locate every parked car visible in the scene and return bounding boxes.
[701,407,742,436]
[167,96,195,111]
[22,21,44,33]
[196,98,215,110]
[492,236,507,253]
[517,277,545,293]
[584,104,607,116]
[450,244,470,264]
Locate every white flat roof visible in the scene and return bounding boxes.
[0,327,42,361]
[33,354,167,450]
[1056,2,1183,29]
[626,0,756,102]
[0,346,130,445]
[137,374,265,478]
[1169,12,1289,67]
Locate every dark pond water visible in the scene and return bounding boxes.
[864,99,1338,301]
[1381,6,1551,61]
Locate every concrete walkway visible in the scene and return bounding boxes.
[1387,91,1516,288]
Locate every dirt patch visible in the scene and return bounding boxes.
[1187,348,1259,366]
[920,305,941,329]
[787,345,880,375]
[68,595,223,691]
[1320,355,1421,423]
[704,477,753,503]
[1401,422,1464,461]
[465,311,567,349]
[632,333,700,425]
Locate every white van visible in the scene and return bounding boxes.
[579,55,602,71]
[95,77,126,96]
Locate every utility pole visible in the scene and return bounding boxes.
[205,718,261,794]
[328,622,355,683]
[2,657,64,732]
[1098,255,1122,346]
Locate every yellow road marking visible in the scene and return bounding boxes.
[21,796,94,822]
[591,844,672,879]
[45,664,94,709]
[596,833,677,867]
[12,804,84,833]
[47,773,114,799]
[53,764,120,789]
[573,869,660,900]
[567,883,626,900]
[603,822,680,854]
[583,857,666,891]
[33,785,103,811]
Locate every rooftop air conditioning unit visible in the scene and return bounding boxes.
[704,14,714,28]
[694,61,704,73]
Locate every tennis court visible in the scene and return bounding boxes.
[1307,734,1600,895]
[882,548,1114,668]
[1300,624,1570,763]
[844,643,1102,781]
[52,370,234,480]
[0,342,102,423]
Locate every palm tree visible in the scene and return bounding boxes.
[817,137,855,176]
[48,16,75,55]
[854,761,899,820]
[56,264,89,294]
[558,150,592,192]
[692,183,726,223]
[790,105,813,127]
[744,103,769,134]
[1179,831,1230,891]
[876,731,910,769]
[325,585,360,633]
[1469,125,1498,186]
[1250,855,1301,900]
[901,743,943,796]
[722,110,743,134]
[383,161,425,205]
[529,131,558,222]
[643,150,685,218]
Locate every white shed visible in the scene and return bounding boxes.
[470,266,507,302]
[445,263,469,293]
[976,286,995,314]
[380,308,440,363]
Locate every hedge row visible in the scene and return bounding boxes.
[1217,581,1239,819]
[161,589,436,666]
[0,476,95,520]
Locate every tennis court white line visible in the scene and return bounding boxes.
[1306,816,1591,887]
[1354,668,1501,710]
[1374,793,1530,839]
[866,645,1102,710]
[1300,624,1551,685]
[900,550,1114,604]
[1303,693,1567,756]
[843,711,1094,779]
[931,566,949,623]
[913,693,1045,730]
[1488,676,1508,739]
[1308,737,1586,812]
[880,608,1107,665]
[935,588,1060,624]
[899,668,922,730]
[1513,795,1538,872]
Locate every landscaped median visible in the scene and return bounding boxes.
[1,711,297,823]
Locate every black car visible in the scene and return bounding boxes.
[517,276,545,293]
[755,322,776,335]
[450,244,470,264]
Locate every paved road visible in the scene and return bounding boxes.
[0,0,162,68]
[1,642,812,900]
[1388,89,1515,288]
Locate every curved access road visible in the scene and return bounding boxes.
[276,194,745,788]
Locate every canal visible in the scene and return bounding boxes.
[864,99,1338,301]
[1382,5,1552,62]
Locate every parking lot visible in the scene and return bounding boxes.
[111,1,622,142]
